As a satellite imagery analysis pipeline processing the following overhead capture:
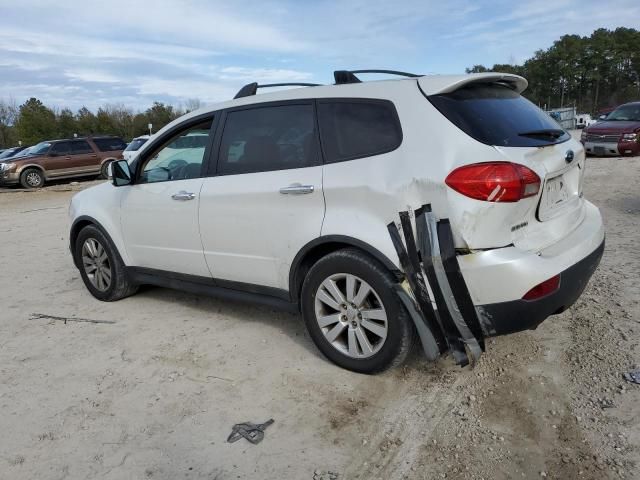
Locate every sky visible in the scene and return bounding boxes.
[1,0,639,112]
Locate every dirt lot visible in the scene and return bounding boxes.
[1,155,639,480]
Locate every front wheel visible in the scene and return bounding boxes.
[75,225,138,301]
[301,248,415,373]
[20,168,45,189]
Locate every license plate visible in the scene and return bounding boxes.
[541,175,570,214]
[594,146,605,155]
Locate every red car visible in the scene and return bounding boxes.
[581,102,640,156]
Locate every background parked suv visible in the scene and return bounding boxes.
[0,136,126,188]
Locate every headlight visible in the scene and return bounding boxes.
[580,131,587,141]
[622,133,638,141]
[0,162,16,172]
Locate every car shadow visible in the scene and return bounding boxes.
[133,284,325,361]
[130,284,434,370]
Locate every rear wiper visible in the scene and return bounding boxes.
[518,129,565,139]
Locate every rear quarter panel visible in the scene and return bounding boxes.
[320,81,505,267]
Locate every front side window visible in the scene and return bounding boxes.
[69,140,93,154]
[218,104,318,175]
[29,142,52,155]
[318,100,402,163]
[50,142,70,155]
[139,120,212,184]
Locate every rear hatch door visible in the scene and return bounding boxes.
[425,77,586,252]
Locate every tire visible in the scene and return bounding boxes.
[75,225,138,301]
[100,161,112,180]
[20,168,45,189]
[301,248,415,373]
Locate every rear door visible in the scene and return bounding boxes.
[199,101,324,291]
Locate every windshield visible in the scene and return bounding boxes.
[429,83,570,147]
[124,138,148,152]
[606,104,640,122]
[15,147,34,157]
[29,142,52,155]
[0,147,20,159]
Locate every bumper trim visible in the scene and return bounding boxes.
[477,239,604,336]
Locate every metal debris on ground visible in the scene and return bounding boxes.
[313,469,339,480]
[623,370,640,384]
[29,313,116,324]
[227,419,274,444]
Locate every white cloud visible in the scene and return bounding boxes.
[218,67,313,82]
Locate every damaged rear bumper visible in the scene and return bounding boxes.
[477,239,604,336]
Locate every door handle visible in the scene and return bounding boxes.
[171,191,196,201]
[279,184,314,195]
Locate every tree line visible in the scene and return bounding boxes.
[0,98,202,149]
[467,27,640,113]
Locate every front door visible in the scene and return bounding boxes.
[44,140,99,177]
[199,102,325,291]
[120,116,215,277]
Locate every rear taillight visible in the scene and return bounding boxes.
[445,162,541,202]
[522,275,560,301]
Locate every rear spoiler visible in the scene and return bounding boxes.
[418,73,528,96]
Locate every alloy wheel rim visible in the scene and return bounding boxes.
[26,172,41,187]
[314,273,388,359]
[82,238,112,291]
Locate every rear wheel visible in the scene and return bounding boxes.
[75,225,138,301]
[301,248,415,373]
[20,168,44,189]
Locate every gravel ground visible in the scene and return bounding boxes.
[0,153,638,480]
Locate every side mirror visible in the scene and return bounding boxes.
[49,152,59,157]
[111,159,132,187]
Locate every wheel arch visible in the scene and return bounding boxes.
[70,216,122,269]
[289,235,401,302]
[18,164,46,177]
[99,157,118,166]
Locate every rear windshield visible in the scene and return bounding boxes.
[429,84,570,147]
[93,138,126,152]
[124,138,148,152]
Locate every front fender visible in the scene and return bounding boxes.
[69,182,129,265]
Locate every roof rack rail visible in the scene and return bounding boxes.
[333,69,421,84]
[234,82,322,99]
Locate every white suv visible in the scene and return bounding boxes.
[68,70,605,373]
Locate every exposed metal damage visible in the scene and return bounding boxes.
[388,204,486,366]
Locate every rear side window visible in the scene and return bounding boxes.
[317,100,402,163]
[69,140,93,154]
[429,84,570,147]
[93,138,127,152]
[218,104,318,175]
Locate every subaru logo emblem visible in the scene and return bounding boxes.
[565,150,575,163]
